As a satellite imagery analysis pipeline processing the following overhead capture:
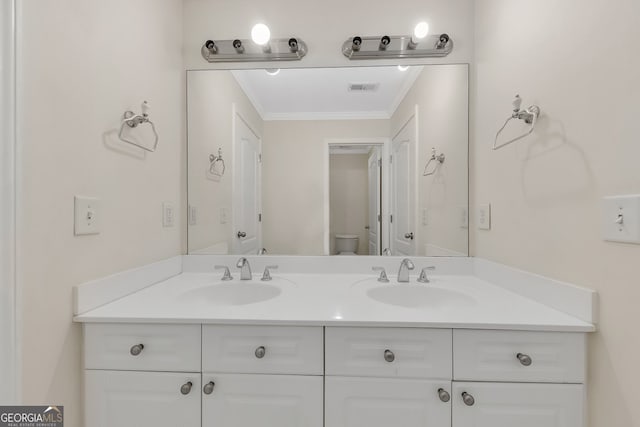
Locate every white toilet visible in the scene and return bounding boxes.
[335,234,359,255]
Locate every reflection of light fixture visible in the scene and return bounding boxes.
[265,68,280,76]
[397,65,409,71]
[408,21,429,49]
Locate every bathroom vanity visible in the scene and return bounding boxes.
[75,256,595,427]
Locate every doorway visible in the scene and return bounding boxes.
[323,138,390,256]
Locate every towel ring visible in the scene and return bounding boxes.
[493,95,541,150]
[423,147,445,176]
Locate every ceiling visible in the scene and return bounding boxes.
[231,66,423,121]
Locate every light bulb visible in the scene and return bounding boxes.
[413,22,429,40]
[397,65,409,71]
[251,23,271,46]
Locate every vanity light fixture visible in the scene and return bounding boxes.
[201,26,308,63]
[342,23,452,60]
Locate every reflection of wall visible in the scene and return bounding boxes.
[473,2,640,427]
[330,154,369,255]
[262,120,389,255]
[391,65,469,256]
[187,71,263,253]
[17,1,184,426]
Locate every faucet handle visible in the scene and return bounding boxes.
[261,265,278,281]
[372,267,389,283]
[417,266,436,283]
[214,265,233,281]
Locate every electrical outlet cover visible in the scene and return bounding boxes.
[162,202,175,228]
[477,204,491,230]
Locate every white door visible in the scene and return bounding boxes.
[391,116,417,256]
[232,111,261,254]
[85,370,200,427]
[202,373,323,427]
[367,149,381,255]
[325,377,451,427]
[452,382,585,427]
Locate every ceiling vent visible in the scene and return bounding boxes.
[348,83,380,92]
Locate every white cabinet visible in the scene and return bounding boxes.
[202,373,323,427]
[85,370,200,427]
[451,382,585,427]
[325,377,451,427]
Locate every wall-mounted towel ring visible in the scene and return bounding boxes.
[493,95,541,150]
[118,101,159,152]
[423,147,445,176]
[209,148,226,177]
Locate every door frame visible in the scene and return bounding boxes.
[323,137,390,256]
[390,105,420,256]
[0,0,18,403]
[231,104,262,254]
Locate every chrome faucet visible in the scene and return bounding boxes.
[397,258,415,282]
[236,257,252,280]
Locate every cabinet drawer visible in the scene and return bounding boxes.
[325,327,452,379]
[84,323,201,372]
[453,330,586,383]
[202,325,323,375]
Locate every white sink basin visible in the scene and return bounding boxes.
[179,281,282,306]
[366,284,476,309]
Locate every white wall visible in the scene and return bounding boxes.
[17,1,184,425]
[187,71,263,253]
[0,0,17,405]
[183,0,474,70]
[391,65,469,256]
[262,120,389,255]
[330,154,370,255]
[473,1,640,426]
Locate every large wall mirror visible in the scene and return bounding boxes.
[187,64,469,256]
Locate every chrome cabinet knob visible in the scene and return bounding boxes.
[180,381,193,395]
[404,232,414,240]
[237,231,247,238]
[438,388,450,403]
[203,381,215,395]
[461,392,475,406]
[516,353,532,366]
[130,344,144,356]
[255,346,266,359]
[384,349,395,362]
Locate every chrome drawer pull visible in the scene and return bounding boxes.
[461,391,475,406]
[180,381,193,395]
[437,388,450,403]
[516,352,532,366]
[255,346,266,359]
[383,349,395,362]
[203,381,215,395]
[129,344,144,356]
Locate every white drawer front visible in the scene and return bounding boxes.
[325,327,452,379]
[202,325,323,375]
[453,330,586,383]
[84,323,201,372]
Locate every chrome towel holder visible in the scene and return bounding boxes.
[493,95,541,150]
[119,101,159,152]
[423,147,445,176]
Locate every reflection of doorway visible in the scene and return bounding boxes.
[323,138,390,256]
[232,106,262,255]
[391,111,418,256]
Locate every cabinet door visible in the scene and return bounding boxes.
[325,377,451,427]
[202,373,323,427]
[85,370,200,427]
[452,382,585,427]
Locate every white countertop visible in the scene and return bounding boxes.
[74,272,595,332]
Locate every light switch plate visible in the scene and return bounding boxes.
[459,206,469,229]
[477,204,491,230]
[74,196,100,235]
[602,195,640,244]
[162,202,175,228]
